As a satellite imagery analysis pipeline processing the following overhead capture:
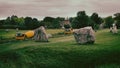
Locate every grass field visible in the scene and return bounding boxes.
[0,29,120,68]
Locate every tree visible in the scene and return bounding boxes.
[10,15,19,25]
[0,20,5,27]
[114,13,120,28]
[43,17,55,28]
[16,17,25,29]
[0,15,42,29]
[5,17,11,25]
[53,17,64,28]
[71,11,90,28]
[24,17,33,29]
[43,17,54,22]
[69,17,74,23]
[32,18,40,28]
[64,24,71,29]
[24,17,40,29]
[39,21,45,26]
[90,13,103,29]
[17,17,25,26]
[43,17,64,28]
[104,16,114,28]
[114,13,120,20]
[52,19,60,28]
[71,17,79,28]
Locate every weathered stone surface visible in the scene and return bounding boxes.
[110,24,118,34]
[73,27,95,44]
[47,34,52,38]
[33,26,48,42]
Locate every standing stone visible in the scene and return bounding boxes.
[73,27,95,44]
[33,26,48,42]
[99,23,105,30]
[110,23,118,34]
[112,24,118,34]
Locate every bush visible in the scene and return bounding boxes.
[0,25,18,29]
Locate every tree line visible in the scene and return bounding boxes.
[0,15,65,29]
[70,11,120,29]
[0,11,120,29]
[0,15,44,29]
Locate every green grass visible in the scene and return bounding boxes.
[0,29,120,68]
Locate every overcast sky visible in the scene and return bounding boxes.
[0,0,120,20]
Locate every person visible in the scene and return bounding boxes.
[111,22,118,34]
[16,28,19,32]
[110,27,113,33]
[5,29,9,33]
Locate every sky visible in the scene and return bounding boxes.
[0,0,120,20]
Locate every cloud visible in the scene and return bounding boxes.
[0,0,120,19]
[83,0,120,16]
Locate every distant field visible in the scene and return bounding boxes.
[0,29,120,68]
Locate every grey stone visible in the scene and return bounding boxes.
[33,26,48,42]
[73,27,95,44]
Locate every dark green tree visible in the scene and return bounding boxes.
[64,24,71,29]
[71,17,79,28]
[90,13,103,29]
[39,21,45,26]
[17,17,25,26]
[114,13,120,28]
[54,17,65,28]
[24,17,33,29]
[43,17,55,28]
[0,20,5,27]
[104,16,114,28]
[10,15,19,25]
[25,17,41,29]
[43,17,64,28]
[71,11,90,28]
[5,17,11,25]
[32,18,40,28]
[69,17,74,23]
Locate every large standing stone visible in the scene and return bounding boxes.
[73,27,95,44]
[33,26,48,42]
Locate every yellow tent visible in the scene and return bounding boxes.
[25,31,34,38]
